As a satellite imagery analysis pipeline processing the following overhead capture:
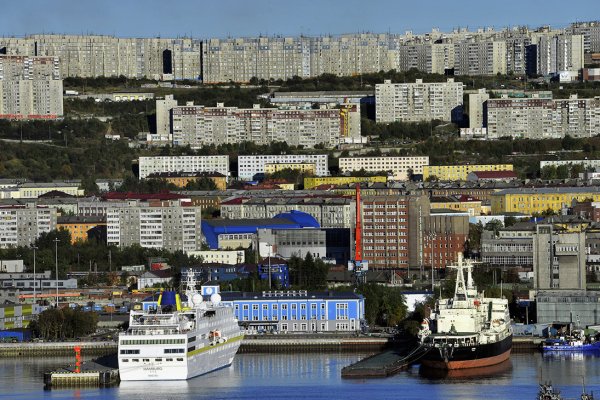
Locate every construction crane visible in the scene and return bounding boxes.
[348,183,368,284]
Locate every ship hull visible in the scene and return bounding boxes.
[119,335,243,381]
[421,334,512,370]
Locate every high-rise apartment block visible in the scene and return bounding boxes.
[237,155,328,181]
[0,23,593,82]
[106,199,202,252]
[138,155,229,180]
[468,89,490,129]
[533,224,586,290]
[339,156,429,181]
[0,35,201,80]
[375,79,463,123]
[0,204,56,248]
[486,94,600,139]
[0,55,63,119]
[169,102,360,149]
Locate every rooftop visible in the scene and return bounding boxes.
[494,186,600,195]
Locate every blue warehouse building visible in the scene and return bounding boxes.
[201,210,320,250]
[182,257,290,289]
[220,290,365,334]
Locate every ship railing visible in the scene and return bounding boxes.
[126,328,181,335]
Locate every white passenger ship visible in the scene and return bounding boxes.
[118,276,243,380]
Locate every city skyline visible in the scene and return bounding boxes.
[2,0,598,38]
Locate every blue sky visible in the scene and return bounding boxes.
[2,0,597,38]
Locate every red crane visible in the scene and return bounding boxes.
[355,183,362,262]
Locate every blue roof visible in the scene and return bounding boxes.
[202,210,320,249]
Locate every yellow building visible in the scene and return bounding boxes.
[424,164,514,181]
[304,176,387,190]
[57,216,106,243]
[430,195,484,216]
[147,172,227,190]
[491,187,600,215]
[264,163,316,175]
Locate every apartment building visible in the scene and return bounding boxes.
[567,21,600,53]
[453,39,507,76]
[0,204,56,248]
[138,155,229,180]
[423,164,513,181]
[339,156,429,181]
[485,94,600,139]
[106,199,202,252]
[238,155,328,181]
[220,196,354,229]
[169,102,360,149]
[490,187,600,214]
[304,176,387,190]
[155,95,178,139]
[468,89,490,129]
[422,213,470,270]
[375,79,463,123]
[0,35,202,80]
[0,55,63,119]
[360,194,429,269]
[540,159,600,170]
[533,224,586,290]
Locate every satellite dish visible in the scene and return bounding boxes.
[191,293,203,307]
[210,293,221,305]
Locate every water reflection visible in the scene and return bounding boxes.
[419,360,513,381]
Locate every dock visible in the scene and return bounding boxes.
[341,342,429,378]
[239,335,391,353]
[0,341,116,357]
[44,353,119,388]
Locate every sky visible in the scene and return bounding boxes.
[2,0,598,38]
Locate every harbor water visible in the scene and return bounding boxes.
[2,352,600,400]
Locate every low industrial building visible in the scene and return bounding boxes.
[201,211,320,250]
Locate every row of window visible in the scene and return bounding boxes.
[122,358,184,363]
[236,303,325,311]
[120,339,185,345]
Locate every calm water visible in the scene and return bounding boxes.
[2,352,600,400]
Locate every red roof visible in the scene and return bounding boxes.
[220,197,248,205]
[457,194,480,202]
[470,171,518,179]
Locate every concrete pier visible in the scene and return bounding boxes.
[0,342,116,357]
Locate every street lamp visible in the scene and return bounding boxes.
[54,238,60,307]
[31,246,38,305]
[267,243,272,290]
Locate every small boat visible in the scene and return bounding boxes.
[537,383,563,400]
[542,330,600,352]
[536,379,595,400]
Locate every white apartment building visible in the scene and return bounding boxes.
[186,250,245,264]
[0,35,202,80]
[486,95,600,139]
[0,55,63,119]
[167,101,360,149]
[106,199,202,253]
[237,154,329,181]
[155,94,178,138]
[540,159,600,170]
[468,89,490,129]
[138,155,229,180]
[339,156,429,181]
[0,205,56,248]
[375,79,463,123]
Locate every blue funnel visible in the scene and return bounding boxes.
[160,291,177,307]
